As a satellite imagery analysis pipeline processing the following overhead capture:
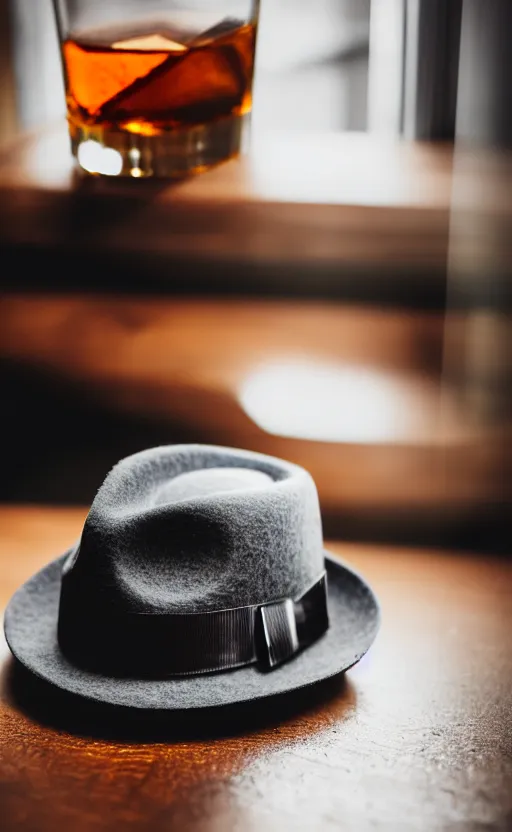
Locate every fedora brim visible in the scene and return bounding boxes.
[4,551,379,711]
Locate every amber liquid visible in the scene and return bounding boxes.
[62,20,256,176]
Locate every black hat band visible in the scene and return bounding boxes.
[57,571,329,677]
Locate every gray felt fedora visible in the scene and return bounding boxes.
[4,444,380,710]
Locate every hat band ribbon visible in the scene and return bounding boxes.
[58,571,328,676]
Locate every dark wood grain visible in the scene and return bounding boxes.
[0,506,511,831]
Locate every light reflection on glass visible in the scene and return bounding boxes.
[77,140,123,176]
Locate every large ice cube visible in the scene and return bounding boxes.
[112,34,187,52]
[101,45,244,121]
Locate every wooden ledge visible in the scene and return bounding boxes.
[0,125,452,297]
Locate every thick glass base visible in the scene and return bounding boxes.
[70,113,246,178]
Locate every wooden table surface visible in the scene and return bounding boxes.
[1,506,511,831]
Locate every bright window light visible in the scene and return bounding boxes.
[239,361,430,445]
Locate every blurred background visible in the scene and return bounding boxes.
[0,0,510,551]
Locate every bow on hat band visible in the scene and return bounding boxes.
[58,572,329,677]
